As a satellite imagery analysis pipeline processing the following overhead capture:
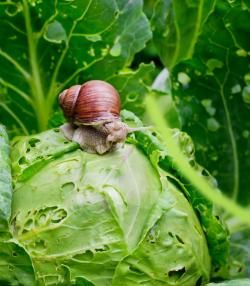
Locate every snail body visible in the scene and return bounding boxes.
[59,80,135,154]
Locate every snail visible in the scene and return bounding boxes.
[59,80,147,154]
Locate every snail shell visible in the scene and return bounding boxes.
[59,80,120,124]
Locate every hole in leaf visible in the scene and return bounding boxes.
[189,160,195,167]
[18,156,27,165]
[95,245,109,252]
[147,227,159,243]
[168,267,186,279]
[201,169,209,177]
[213,266,220,272]
[22,229,29,235]
[74,250,94,261]
[36,206,58,225]
[12,252,17,257]
[24,218,34,230]
[168,232,174,238]
[28,138,40,147]
[129,266,144,275]
[195,277,203,286]
[74,277,95,286]
[5,4,19,16]
[238,266,243,273]
[34,239,46,251]
[127,92,139,102]
[51,208,67,223]
[61,182,75,192]
[8,265,14,272]
[37,214,47,225]
[176,235,184,244]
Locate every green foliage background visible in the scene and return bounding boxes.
[0,0,250,284]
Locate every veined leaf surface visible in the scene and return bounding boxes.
[151,0,215,69]
[0,0,151,136]
[170,1,250,203]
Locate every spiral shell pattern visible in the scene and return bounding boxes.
[59,80,120,124]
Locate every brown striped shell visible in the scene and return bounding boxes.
[59,80,121,124]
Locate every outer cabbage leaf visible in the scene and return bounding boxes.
[168,1,250,204]
[0,241,36,286]
[0,0,151,136]
[122,110,230,277]
[112,181,210,286]
[0,125,36,285]
[10,129,210,285]
[0,125,12,238]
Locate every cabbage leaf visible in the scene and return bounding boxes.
[122,110,230,277]
[10,129,211,285]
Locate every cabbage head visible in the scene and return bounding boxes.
[10,129,212,286]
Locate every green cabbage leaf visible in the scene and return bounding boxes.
[10,128,211,285]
